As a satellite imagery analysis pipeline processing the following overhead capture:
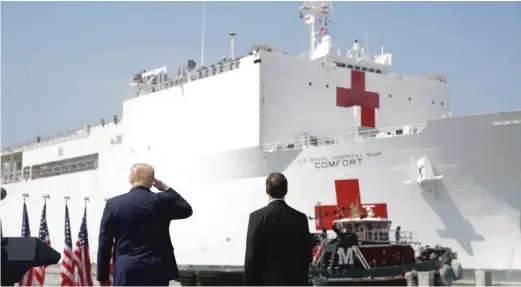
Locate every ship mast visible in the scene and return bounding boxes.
[299,1,332,58]
[229,32,238,59]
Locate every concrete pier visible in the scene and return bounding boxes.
[418,271,435,286]
[405,270,418,286]
[20,263,521,286]
[475,269,492,286]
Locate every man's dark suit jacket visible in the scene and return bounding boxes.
[97,186,193,286]
[244,199,313,286]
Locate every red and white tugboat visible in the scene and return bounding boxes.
[309,204,463,286]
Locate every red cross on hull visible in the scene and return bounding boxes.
[336,70,380,128]
[313,179,388,230]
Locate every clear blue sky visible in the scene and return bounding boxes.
[2,1,521,148]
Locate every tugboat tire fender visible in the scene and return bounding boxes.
[438,264,454,286]
[451,260,463,281]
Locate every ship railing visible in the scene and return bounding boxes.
[137,58,243,96]
[322,230,420,245]
[2,170,22,185]
[390,230,421,245]
[1,158,99,184]
[359,230,420,245]
[388,73,448,83]
[1,126,92,156]
[262,122,427,152]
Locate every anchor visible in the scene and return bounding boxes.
[404,155,443,195]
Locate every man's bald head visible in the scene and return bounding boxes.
[129,163,155,188]
[266,172,288,199]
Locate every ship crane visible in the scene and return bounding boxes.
[130,66,168,96]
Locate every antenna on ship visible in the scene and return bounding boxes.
[229,32,238,59]
[200,1,206,66]
[299,1,332,58]
[365,31,369,60]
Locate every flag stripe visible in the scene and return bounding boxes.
[18,202,34,287]
[33,203,51,286]
[73,206,93,286]
[61,203,74,286]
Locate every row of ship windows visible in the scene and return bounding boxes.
[334,62,382,74]
[1,153,99,184]
[307,81,446,106]
[1,134,122,185]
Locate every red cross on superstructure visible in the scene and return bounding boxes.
[336,70,380,128]
[313,179,388,230]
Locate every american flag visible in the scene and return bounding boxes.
[33,202,51,286]
[60,203,74,286]
[109,243,115,285]
[18,201,34,286]
[73,206,93,286]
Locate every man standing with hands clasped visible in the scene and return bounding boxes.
[244,172,313,286]
[97,163,193,286]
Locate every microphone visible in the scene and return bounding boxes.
[1,187,6,201]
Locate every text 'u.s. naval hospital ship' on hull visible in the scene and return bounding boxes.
[1,1,521,283]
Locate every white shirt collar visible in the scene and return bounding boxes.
[269,198,285,203]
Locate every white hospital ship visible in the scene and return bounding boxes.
[1,1,520,278]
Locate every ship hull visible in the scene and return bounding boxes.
[1,110,520,273]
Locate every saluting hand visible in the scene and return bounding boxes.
[153,178,169,192]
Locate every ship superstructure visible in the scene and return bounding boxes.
[1,1,521,277]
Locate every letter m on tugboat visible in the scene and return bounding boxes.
[307,179,464,286]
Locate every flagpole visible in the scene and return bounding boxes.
[200,1,206,66]
[309,16,315,58]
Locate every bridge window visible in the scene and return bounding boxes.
[362,67,367,72]
[111,135,123,145]
[347,65,353,69]
[31,153,99,180]
[369,68,375,73]
[376,70,381,74]
[23,167,30,180]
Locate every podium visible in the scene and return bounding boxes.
[1,237,61,286]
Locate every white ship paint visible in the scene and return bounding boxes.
[1,1,521,273]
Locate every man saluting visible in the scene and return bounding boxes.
[97,163,193,286]
[244,172,313,286]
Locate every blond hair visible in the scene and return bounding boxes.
[129,163,155,188]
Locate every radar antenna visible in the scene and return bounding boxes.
[299,1,332,58]
[186,60,197,72]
